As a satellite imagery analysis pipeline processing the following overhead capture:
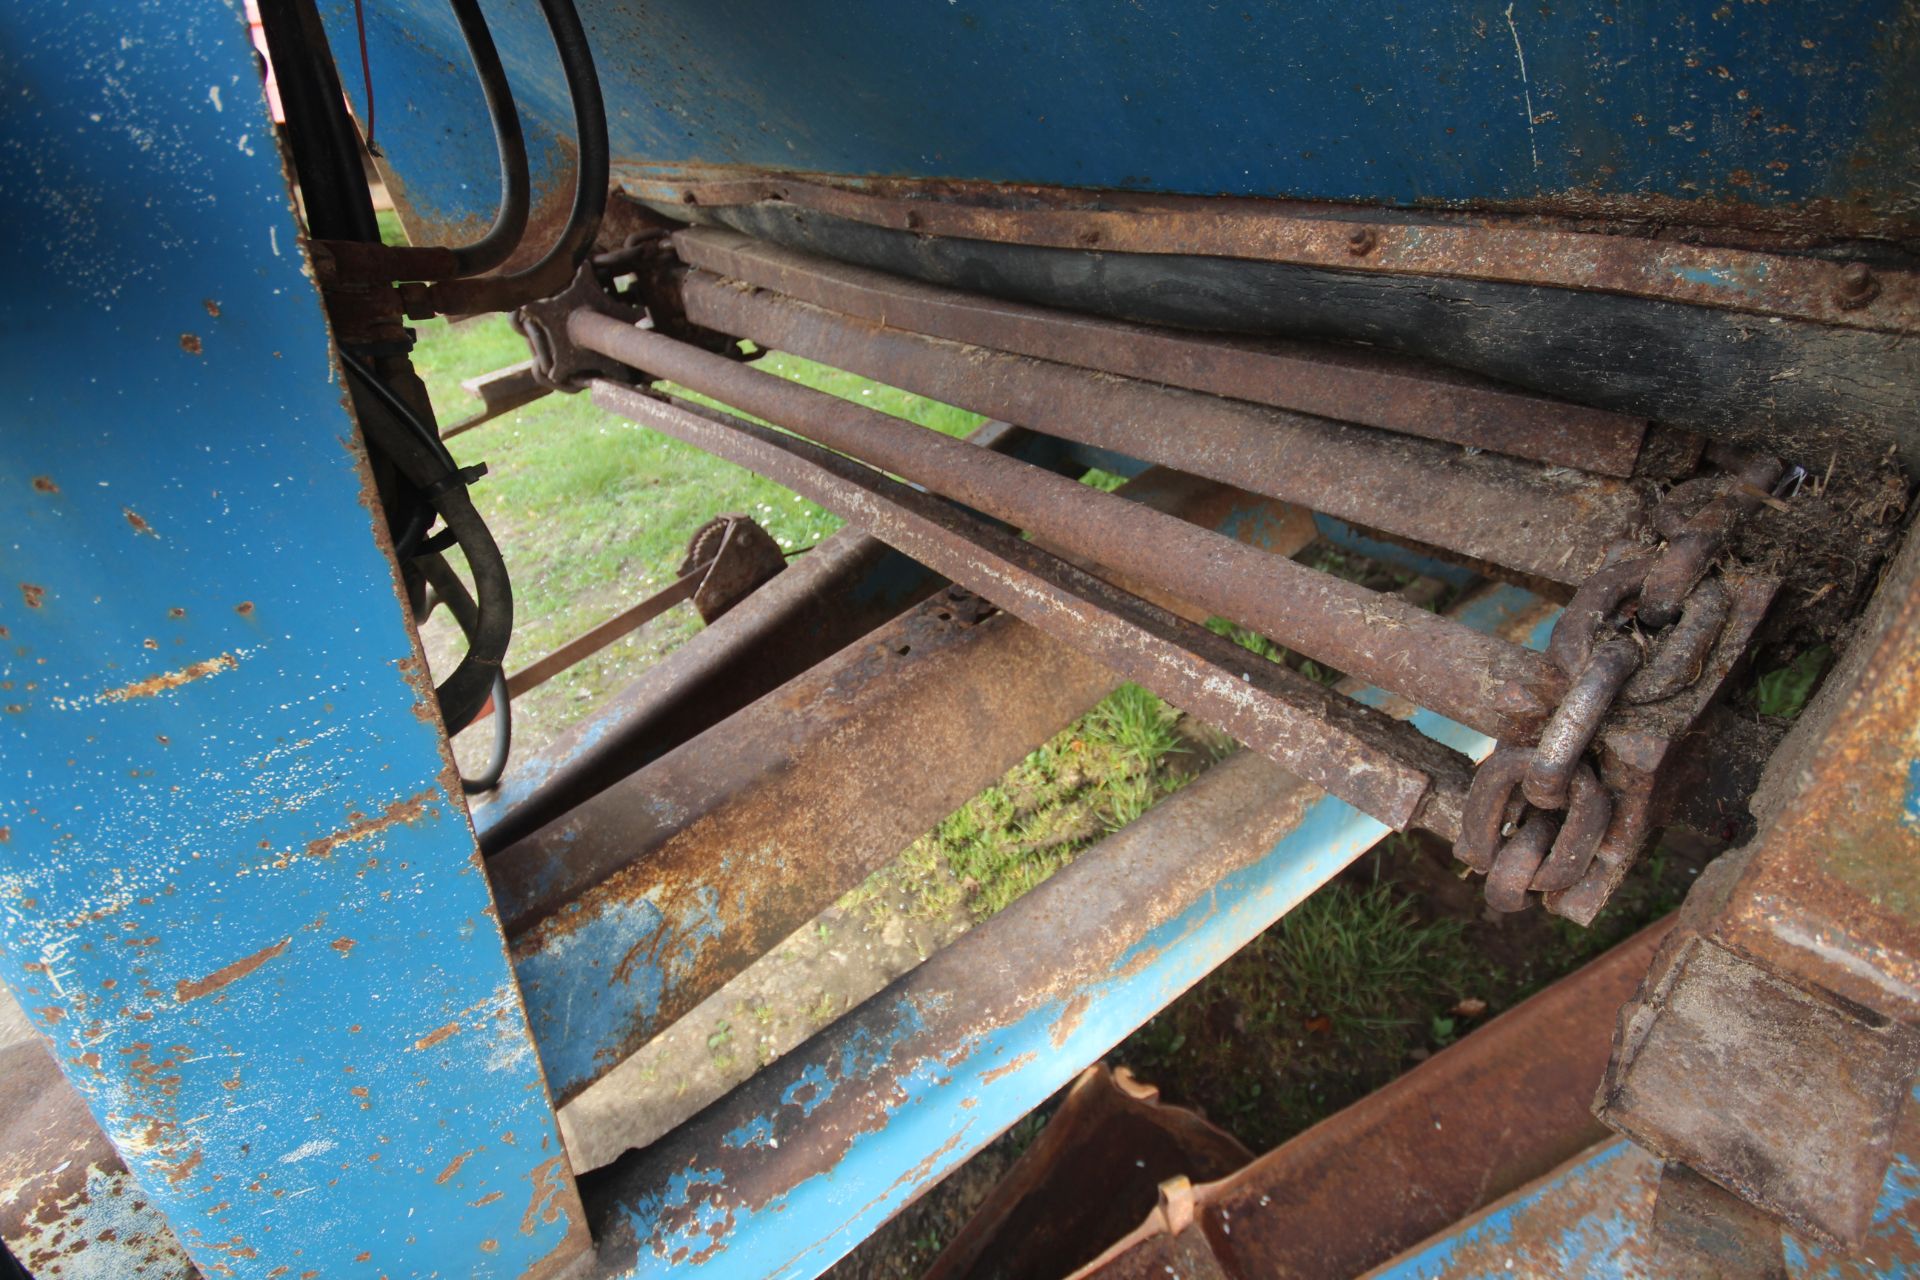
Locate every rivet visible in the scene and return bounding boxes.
[1834,261,1878,310]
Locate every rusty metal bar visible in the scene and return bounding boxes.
[573,576,1545,1280]
[590,379,1483,835]
[497,469,1323,1106]
[1068,917,1673,1280]
[634,176,1920,336]
[572,314,1564,741]
[440,358,548,439]
[672,228,1649,476]
[671,269,1647,584]
[497,561,705,703]
[469,420,1046,854]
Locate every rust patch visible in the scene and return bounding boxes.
[203,299,221,318]
[304,789,439,860]
[435,1148,479,1184]
[176,936,290,1003]
[164,1149,204,1185]
[980,1052,1038,1086]
[31,476,57,494]
[331,937,356,955]
[1051,993,1092,1048]
[99,652,238,703]
[414,1022,461,1052]
[123,508,158,537]
[518,1156,569,1236]
[179,333,202,355]
[235,600,254,615]
[471,1190,504,1207]
[20,584,45,609]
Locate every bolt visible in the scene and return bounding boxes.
[1834,262,1878,309]
[1347,227,1378,257]
[904,211,922,230]
[680,190,699,205]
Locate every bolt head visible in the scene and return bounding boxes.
[1835,262,1879,309]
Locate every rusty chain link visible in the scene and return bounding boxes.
[1455,448,1782,911]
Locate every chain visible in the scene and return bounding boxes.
[1454,448,1782,911]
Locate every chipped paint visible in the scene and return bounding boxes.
[0,0,585,1273]
[174,937,289,1003]
[96,653,238,703]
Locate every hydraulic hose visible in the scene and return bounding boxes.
[342,352,513,734]
[443,0,531,276]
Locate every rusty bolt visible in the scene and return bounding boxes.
[1834,262,1879,310]
[1079,228,1102,247]
[681,190,699,206]
[904,211,923,230]
[1347,227,1378,257]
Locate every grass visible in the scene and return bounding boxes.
[1120,882,1479,1152]
[1755,643,1833,719]
[844,679,1202,925]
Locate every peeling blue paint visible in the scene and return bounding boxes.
[1376,1090,1920,1277]
[322,0,1915,233]
[0,3,581,1274]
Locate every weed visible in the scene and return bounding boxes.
[1118,882,1479,1151]
[1756,644,1833,719]
[902,683,1197,920]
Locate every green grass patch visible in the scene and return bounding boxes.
[1755,644,1833,719]
[844,682,1199,925]
[1119,882,1479,1151]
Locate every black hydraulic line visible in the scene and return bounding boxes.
[442,0,531,276]
[255,0,381,242]
[418,553,513,792]
[497,0,607,284]
[342,353,513,733]
[415,0,609,312]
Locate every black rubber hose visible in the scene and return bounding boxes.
[255,0,382,242]
[342,353,512,732]
[444,0,531,276]
[494,0,608,285]
[417,553,513,792]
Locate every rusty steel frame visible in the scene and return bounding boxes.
[1362,1117,1920,1278]
[668,269,1650,586]
[492,465,1392,1111]
[499,589,1129,1106]
[571,580,1555,1277]
[570,313,1567,741]
[671,227,1651,476]
[467,420,1077,854]
[587,380,1484,832]
[626,175,1920,336]
[1069,918,1672,1279]
[1596,522,1920,1248]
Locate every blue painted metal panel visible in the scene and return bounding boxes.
[1371,1103,1920,1277]
[0,4,584,1275]
[322,0,1917,246]
[584,586,1557,1277]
